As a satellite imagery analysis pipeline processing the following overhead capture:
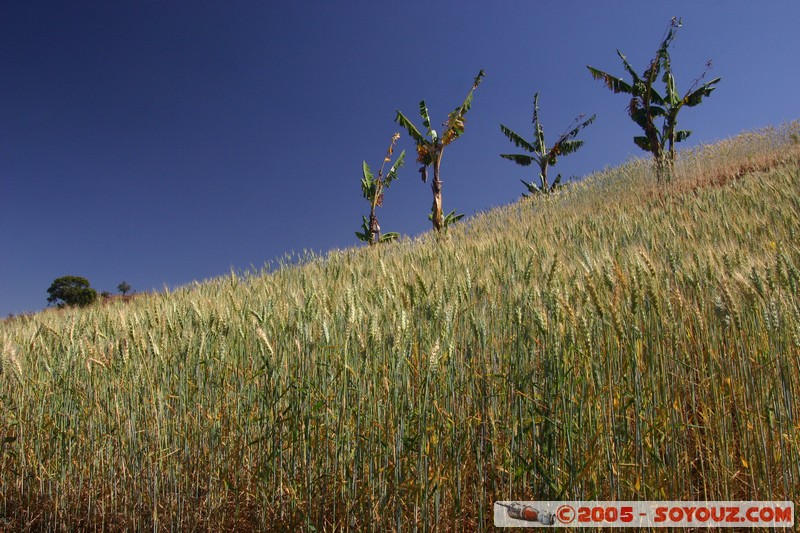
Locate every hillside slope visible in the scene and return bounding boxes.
[2,123,800,531]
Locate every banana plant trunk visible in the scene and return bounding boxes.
[655,147,672,183]
[539,160,549,192]
[368,208,379,245]
[431,149,444,232]
[664,127,677,181]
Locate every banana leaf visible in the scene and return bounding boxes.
[499,125,536,153]
[395,110,427,145]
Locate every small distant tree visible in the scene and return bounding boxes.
[587,17,721,182]
[47,276,98,308]
[356,133,405,245]
[395,69,485,232]
[118,281,132,296]
[500,92,595,196]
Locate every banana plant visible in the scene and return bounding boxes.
[500,92,595,196]
[395,69,485,232]
[587,17,721,182]
[355,133,405,245]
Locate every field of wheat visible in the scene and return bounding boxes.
[2,123,800,531]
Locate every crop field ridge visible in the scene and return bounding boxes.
[2,123,800,531]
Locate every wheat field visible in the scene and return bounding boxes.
[2,123,799,531]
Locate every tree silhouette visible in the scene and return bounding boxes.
[47,276,98,308]
[118,281,132,296]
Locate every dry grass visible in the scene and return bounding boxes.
[1,123,800,531]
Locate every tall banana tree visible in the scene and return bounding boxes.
[356,133,405,245]
[395,69,485,232]
[500,92,595,196]
[587,17,721,182]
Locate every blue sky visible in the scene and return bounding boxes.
[2,2,799,317]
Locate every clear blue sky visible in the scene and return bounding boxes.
[2,2,799,317]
